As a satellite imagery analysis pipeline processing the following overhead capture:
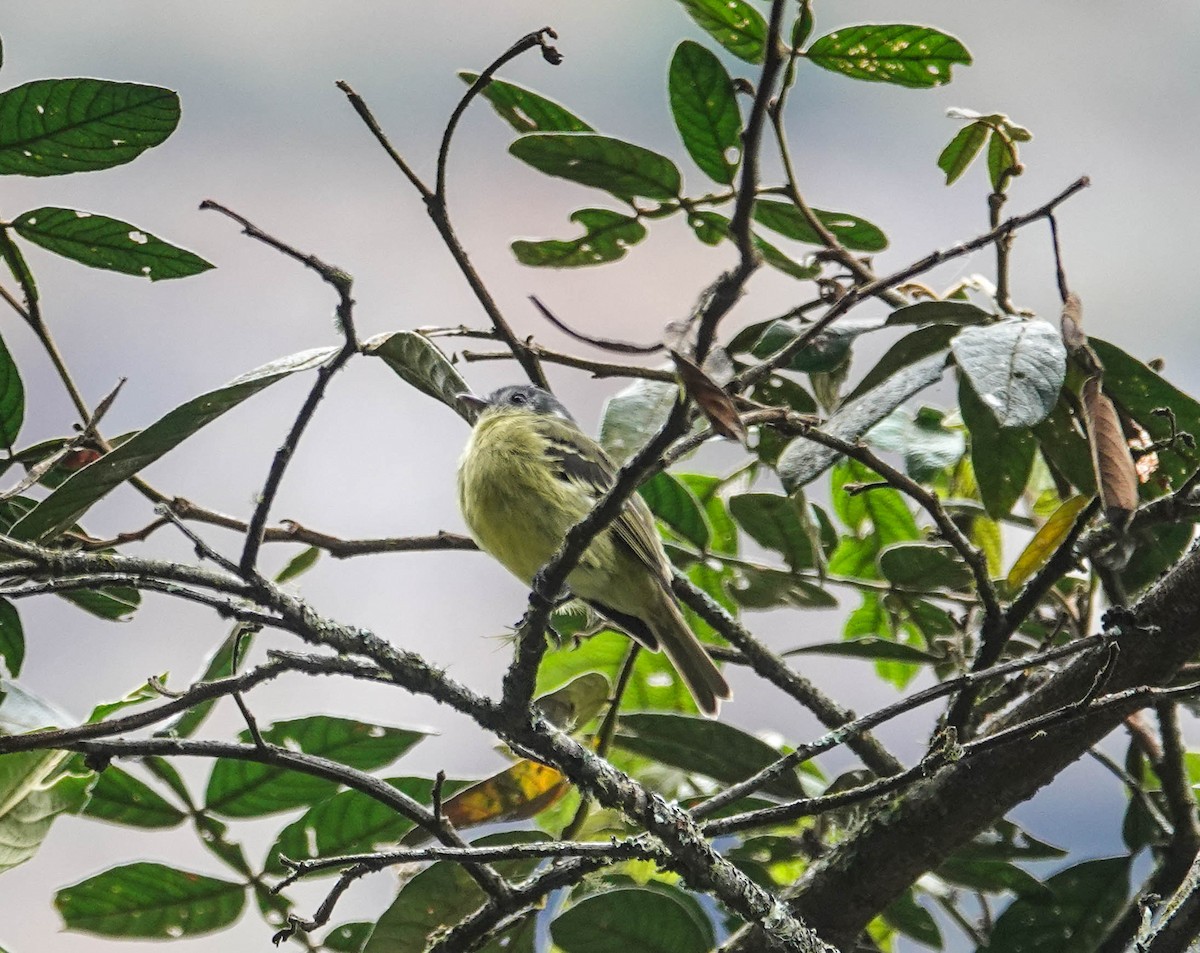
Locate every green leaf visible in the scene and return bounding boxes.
[951,318,1066,428]
[275,546,320,585]
[457,72,592,133]
[679,473,739,556]
[205,717,426,818]
[59,584,141,621]
[987,857,1130,953]
[865,406,965,481]
[884,300,993,327]
[728,493,814,569]
[883,888,942,948]
[988,128,1018,191]
[674,0,768,64]
[1090,337,1200,488]
[512,208,646,268]
[779,352,949,490]
[0,749,89,873]
[792,2,814,48]
[1122,521,1194,595]
[726,566,837,610]
[0,328,23,449]
[807,25,972,88]
[937,121,988,184]
[323,922,373,953]
[1032,397,1095,494]
[364,330,471,422]
[0,79,180,176]
[688,211,820,280]
[81,767,186,829]
[749,318,877,374]
[56,863,244,938]
[639,472,709,550]
[10,347,338,542]
[878,542,973,591]
[784,636,941,664]
[599,378,678,463]
[510,133,681,201]
[159,625,256,740]
[363,832,545,953]
[266,777,465,875]
[12,208,213,280]
[960,374,1035,518]
[752,199,888,252]
[937,854,1051,898]
[552,887,715,953]
[0,598,23,676]
[669,40,741,184]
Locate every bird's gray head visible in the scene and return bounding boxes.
[458,385,577,425]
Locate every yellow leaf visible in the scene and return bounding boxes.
[1006,495,1090,589]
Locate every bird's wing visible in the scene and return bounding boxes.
[537,418,671,585]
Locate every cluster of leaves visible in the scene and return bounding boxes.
[2,3,1200,953]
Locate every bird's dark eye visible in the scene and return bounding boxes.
[510,392,527,405]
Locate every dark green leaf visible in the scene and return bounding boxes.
[884,300,993,328]
[779,352,949,489]
[275,546,320,585]
[679,473,738,556]
[988,128,1017,191]
[785,636,941,664]
[951,318,1066,428]
[878,542,973,591]
[59,584,141,621]
[0,599,23,677]
[1090,338,1200,488]
[938,121,988,185]
[727,565,837,610]
[323,922,372,953]
[266,777,467,875]
[552,887,714,953]
[512,208,646,268]
[689,211,820,279]
[13,208,213,280]
[1121,521,1193,595]
[883,888,942,948]
[82,767,186,829]
[55,863,244,938]
[10,347,338,542]
[0,79,180,176]
[960,375,1035,518]
[363,832,545,953]
[674,0,768,64]
[510,133,681,201]
[0,328,23,448]
[987,857,1130,953]
[205,717,426,817]
[937,854,1050,898]
[753,199,888,252]
[1033,397,1095,494]
[639,472,709,550]
[792,2,814,48]
[751,374,817,414]
[750,318,878,374]
[728,492,814,569]
[807,25,972,88]
[669,40,742,184]
[457,72,592,133]
[365,330,471,422]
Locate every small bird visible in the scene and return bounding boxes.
[457,384,731,715]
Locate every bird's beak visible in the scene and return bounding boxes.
[456,392,490,421]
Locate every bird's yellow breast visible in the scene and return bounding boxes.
[458,412,608,584]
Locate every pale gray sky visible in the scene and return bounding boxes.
[4,3,1197,951]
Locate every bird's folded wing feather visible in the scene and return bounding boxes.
[538,419,671,585]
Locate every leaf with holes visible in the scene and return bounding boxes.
[56,863,244,938]
[669,40,741,184]
[808,25,972,88]
[13,207,213,280]
[752,199,888,252]
[674,0,768,64]
[688,210,820,280]
[0,79,180,176]
[81,767,186,829]
[457,72,592,133]
[364,330,471,421]
[512,208,646,268]
[951,318,1066,428]
[9,347,337,543]
[510,133,681,201]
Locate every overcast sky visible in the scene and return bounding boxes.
[4,3,1198,951]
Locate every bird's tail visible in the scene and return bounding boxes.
[651,598,731,717]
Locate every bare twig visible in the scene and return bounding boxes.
[528,295,663,355]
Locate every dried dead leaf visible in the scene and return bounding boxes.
[670,350,747,444]
[1082,376,1138,530]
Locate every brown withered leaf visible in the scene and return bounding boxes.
[1082,376,1138,530]
[1060,292,1102,374]
[670,350,747,444]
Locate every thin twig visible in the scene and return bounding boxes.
[528,295,663,354]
